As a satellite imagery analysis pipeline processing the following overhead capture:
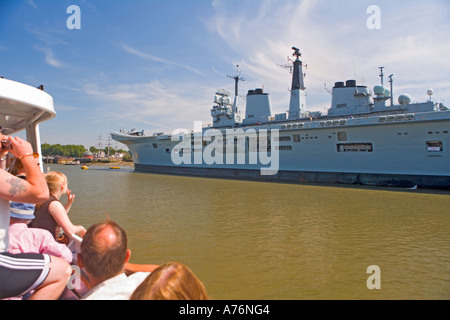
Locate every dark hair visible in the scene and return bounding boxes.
[80,219,128,280]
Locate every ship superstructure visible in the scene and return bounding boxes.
[112,47,450,189]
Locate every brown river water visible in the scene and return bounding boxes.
[48,164,450,300]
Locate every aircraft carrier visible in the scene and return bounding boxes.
[112,47,450,189]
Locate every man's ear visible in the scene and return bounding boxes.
[124,249,131,264]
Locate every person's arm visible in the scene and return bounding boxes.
[48,201,86,237]
[64,189,75,213]
[0,136,48,203]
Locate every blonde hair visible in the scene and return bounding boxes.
[45,171,67,195]
[130,262,209,300]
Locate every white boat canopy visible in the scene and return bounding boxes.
[0,77,56,169]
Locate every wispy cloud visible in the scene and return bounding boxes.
[82,79,213,132]
[25,23,71,69]
[34,46,67,69]
[27,0,38,9]
[26,26,69,47]
[120,43,207,76]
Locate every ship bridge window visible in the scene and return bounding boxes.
[337,143,373,152]
[426,141,443,152]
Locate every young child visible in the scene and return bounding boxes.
[8,201,73,263]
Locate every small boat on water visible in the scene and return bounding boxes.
[109,166,120,169]
[81,165,89,170]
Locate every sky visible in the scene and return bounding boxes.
[1,0,450,150]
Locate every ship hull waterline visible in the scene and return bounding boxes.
[132,163,449,190]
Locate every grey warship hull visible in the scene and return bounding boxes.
[112,113,450,189]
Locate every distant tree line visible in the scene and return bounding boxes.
[41,143,86,157]
[41,143,129,158]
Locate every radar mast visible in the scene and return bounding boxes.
[228,65,245,113]
[288,46,307,119]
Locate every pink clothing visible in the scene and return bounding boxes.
[7,223,73,263]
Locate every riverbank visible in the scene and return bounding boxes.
[44,161,134,172]
[98,162,134,167]
[88,160,134,166]
[72,161,134,167]
[44,157,134,166]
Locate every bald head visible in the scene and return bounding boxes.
[80,220,128,281]
[96,225,119,249]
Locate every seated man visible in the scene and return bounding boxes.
[77,219,158,300]
[8,202,73,263]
